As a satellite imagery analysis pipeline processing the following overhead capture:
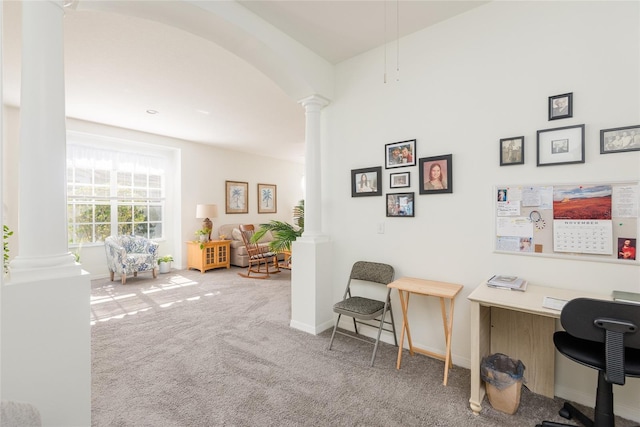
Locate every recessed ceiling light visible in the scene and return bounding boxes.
[146,109,159,115]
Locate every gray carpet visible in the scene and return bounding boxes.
[91,267,636,427]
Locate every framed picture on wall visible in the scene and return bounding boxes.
[385,139,416,168]
[225,180,248,214]
[257,183,277,214]
[500,136,524,166]
[390,172,410,188]
[418,154,453,194]
[351,166,382,197]
[548,92,573,120]
[386,192,414,217]
[536,124,585,166]
[600,124,640,154]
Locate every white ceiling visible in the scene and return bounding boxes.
[2,1,488,163]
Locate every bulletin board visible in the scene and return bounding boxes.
[494,181,640,265]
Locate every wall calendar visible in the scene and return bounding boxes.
[494,181,639,265]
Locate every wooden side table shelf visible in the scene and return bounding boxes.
[186,240,231,273]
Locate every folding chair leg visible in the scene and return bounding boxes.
[352,317,358,335]
[388,304,398,347]
[370,304,391,367]
[328,314,342,350]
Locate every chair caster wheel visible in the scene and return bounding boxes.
[559,407,571,420]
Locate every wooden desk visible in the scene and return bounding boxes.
[388,277,463,386]
[467,283,609,415]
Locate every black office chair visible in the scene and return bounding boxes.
[537,298,640,427]
[327,261,397,367]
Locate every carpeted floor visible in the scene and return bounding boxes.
[91,267,636,426]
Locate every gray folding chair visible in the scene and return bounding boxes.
[327,261,397,366]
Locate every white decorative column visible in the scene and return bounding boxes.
[298,95,329,238]
[9,0,79,281]
[1,2,91,426]
[290,95,334,334]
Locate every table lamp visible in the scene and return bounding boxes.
[196,204,218,242]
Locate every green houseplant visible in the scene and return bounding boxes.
[158,255,173,274]
[252,200,304,254]
[4,225,13,275]
[158,255,174,263]
[195,228,211,249]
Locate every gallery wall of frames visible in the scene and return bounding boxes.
[350,92,640,264]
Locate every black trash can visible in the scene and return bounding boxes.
[480,353,526,414]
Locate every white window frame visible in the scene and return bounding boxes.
[66,132,168,246]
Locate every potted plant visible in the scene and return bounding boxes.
[158,255,173,274]
[252,200,304,262]
[4,225,13,275]
[195,228,211,249]
[195,229,210,242]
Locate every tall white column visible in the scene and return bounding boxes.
[290,94,334,335]
[9,0,80,282]
[298,95,329,239]
[2,2,91,425]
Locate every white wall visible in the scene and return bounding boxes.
[325,1,640,421]
[2,108,304,278]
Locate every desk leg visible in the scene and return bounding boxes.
[440,297,456,386]
[469,301,490,414]
[395,290,413,369]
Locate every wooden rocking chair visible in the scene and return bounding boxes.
[237,224,280,279]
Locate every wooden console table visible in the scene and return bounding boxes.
[387,277,463,386]
[467,282,609,414]
[186,240,230,273]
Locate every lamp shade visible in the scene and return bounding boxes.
[196,204,218,219]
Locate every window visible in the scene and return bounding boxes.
[66,134,167,245]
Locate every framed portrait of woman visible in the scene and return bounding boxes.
[351,166,382,197]
[419,154,453,195]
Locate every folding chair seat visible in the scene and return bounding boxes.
[327,261,397,366]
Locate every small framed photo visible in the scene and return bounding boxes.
[390,172,410,188]
[351,166,382,197]
[386,192,414,217]
[225,180,248,214]
[500,136,524,166]
[617,237,637,260]
[257,183,277,214]
[385,139,416,169]
[548,92,573,120]
[536,124,585,166]
[600,124,640,154]
[418,154,453,194]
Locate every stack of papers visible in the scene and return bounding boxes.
[487,275,528,292]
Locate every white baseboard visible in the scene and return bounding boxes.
[290,319,334,335]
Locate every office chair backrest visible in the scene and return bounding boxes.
[561,298,640,384]
[349,261,395,285]
[561,298,640,348]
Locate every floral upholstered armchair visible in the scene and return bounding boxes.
[105,235,159,284]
